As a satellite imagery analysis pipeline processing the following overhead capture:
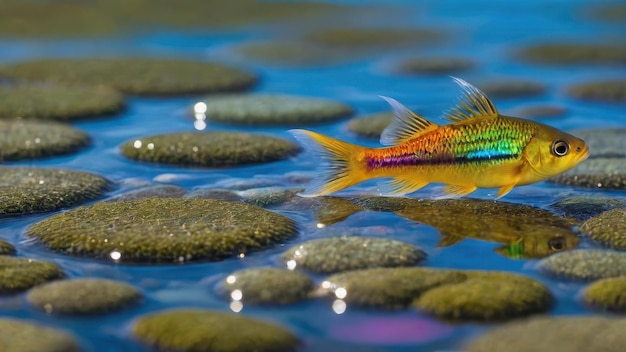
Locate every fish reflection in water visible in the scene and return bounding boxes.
[311,196,579,259]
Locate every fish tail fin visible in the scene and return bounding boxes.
[289,129,367,197]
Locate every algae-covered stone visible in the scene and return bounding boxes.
[517,43,626,65]
[549,158,626,190]
[584,277,626,313]
[549,196,626,221]
[220,268,313,305]
[0,119,90,161]
[282,237,426,274]
[27,198,298,264]
[567,80,626,102]
[413,272,552,321]
[238,187,303,207]
[321,267,467,309]
[0,240,16,255]
[121,132,300,168]
[0,167,110,216]
[304,27,443,49]
[235,41,349,66]
[0,58,257,96]
[0,85,124,121]
[479,79,546,98]
[184,188,243,202]
[0,318,79,352]
[510,104,567,119]
[591,3,626,23]
[0,256,64,294]
[570,128,626,158]
[581,209,626,249]
[539,249,626,281]
[27,278,142,315]
[466,316,626,352]
[107,185,186,202]
[202,94,353,126]
[133,309,299,352]
[347,112,393,139]
[394,57,475,75]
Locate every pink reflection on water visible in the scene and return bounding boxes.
[329,316,453,345]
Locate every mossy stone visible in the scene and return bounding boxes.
[511,104,567,119]
[413,272,552,321]
[220,268,313,305]
[347,112,393,139]
[0,119,90,161]
[281,237,426,274]
[584,277,626,313]
[238,187,304,207]
[107,185,187,202]
[0,85,124,121]
[133,309,299,352]
[581,209,626,249]
[0,58,257,96]
[539,249,626,281]
[479,79,546,98]
[549,196,626,221]
[202,94,353,126]
[0,318,79,352]
[0,167,110,216]
[121,132,300,168]
[304,27,443,49]
[591,3,626,23]
[27,198,298,264]
[322,267,467,309]
[517,43,626,65]
[0,240,16,255]
[567,80,626,102]
[570,128,626,158]
[549,158,626,190]
[185,189,243,202]
[394,57,475,75]
[0,256,64,294]
[27,278,142,315]
[466,316,626,352]
[235,41,349,66]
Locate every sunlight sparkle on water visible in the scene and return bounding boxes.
[230,289,243,301]
[335,287,347,299]
[133,140,142,148]
[226,275,236,284]
[287,260,297,270]
[230,300,243,313]
[109,250,121,261]
[332,300,347,314]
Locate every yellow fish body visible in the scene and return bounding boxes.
[290,77,589,198]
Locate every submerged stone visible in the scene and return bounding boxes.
[549,158,626,190]
[510,104,567,119]
[235,41,349,66]
[219,268,313,305]
[549,196,626,221]
[570,128,626,158]
[201,94,353,126]
[479,79,546,98]
[106,185,187,202]
[580,209,626,249]
[567,80,626,102]
[0,85,124,121]
[0,167,110,216]
[538,249,626,281]
[27,278,142,315]
[591,3,626,23]
[121,132,300,168]
[133,309,299,352]
[237,187,303,207]
[517,43,626,65]
[281,237,426,274]
[0,58,257,96]
[394,57,475,75]
[0,318,79,352]
[466,316,626,352]
[0,119,90,161]
[184,189,243,202]
[347,112,393,139]
[304,27,444,50]
[27,198,298,264]
[584,277,626,313]
[0,256,64,294]
[0,240,16,255]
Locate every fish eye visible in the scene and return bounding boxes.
[551,139,570,157]
[548,238,565,251]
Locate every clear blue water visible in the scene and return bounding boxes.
[1,0,625,351]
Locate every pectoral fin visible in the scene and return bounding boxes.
[378,177,428,197]
[437,184,477,199]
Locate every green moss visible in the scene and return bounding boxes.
[0,58,257,96]
[584,277,626,313]
[0,318,79,352]
[0,119,90,161]
[281,237,426,274]
[413,272,552,321]
[220,268,313,305]
[567,80,626,102]
[121,132,300,168]
[347,112,393,139]
[27,198,298,264]
[304,27,444,49]
[133,309,299,352]
[539,249,626,281]
[570,128,626,158]
[27,278,142,315]
[0,256,64,294]
[517,43,626,65]
[550,196,626,222]
[0,85,124,121]
[0,240,16,255]
[581,209,626,249]
[549,158,626,190]
[202,94,353,126]
[0,167,110,216]
[395,57,475,75]
[478,79,546,98]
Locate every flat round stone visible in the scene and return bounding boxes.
[0,256,64,294]
[219,268,313,305]
[584,277,626,313]
[517,43,626,65]
[478,79,546,98]
[304,27,444,49]
[0,240,16,255]
[394,57,475,75]
[539,249,626,281]
[347,112,393,139]
[549,158,626,190]
[581,209,626,249]
[0,318,79,352]
[567,80,626,102]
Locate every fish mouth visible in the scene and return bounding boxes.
[578,148,590,162]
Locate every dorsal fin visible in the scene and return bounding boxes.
[444,77,499,122]
[379,96,438,146]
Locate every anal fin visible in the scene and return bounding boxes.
[437,184,477,199]
[496,183,517,199]
[378,177,428,197]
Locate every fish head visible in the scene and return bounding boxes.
[523,125,589,181]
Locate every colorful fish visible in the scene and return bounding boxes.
[289,77,589,198]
